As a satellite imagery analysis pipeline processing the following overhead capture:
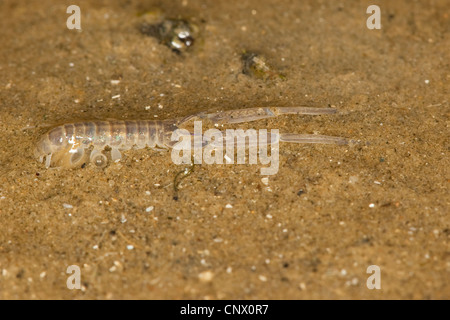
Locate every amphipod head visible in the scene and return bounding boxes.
[35,126,85,168]
[35,131,58,168]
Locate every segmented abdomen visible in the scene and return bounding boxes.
[35,120,175,167]
[51,120,167,149]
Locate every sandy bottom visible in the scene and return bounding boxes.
[0,0,448,299]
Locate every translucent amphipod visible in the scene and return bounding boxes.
[35,107,348,168]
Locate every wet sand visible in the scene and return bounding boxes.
[0,0,448,299]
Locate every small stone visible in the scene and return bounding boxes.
[242,52,284,80]
[349,176,359,184]
[63,203,73,209]
[198,271,214,282]
[140,18,198,53]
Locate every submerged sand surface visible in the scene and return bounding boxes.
[0,0,448,299]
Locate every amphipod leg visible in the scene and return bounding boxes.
[70,148,86,167]
[90,150,108,168]
[196,106,338,125]
[45,154,52,168]
[110,148,122,162]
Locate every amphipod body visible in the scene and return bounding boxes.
[35,107,348,169]
[35,120,175,168]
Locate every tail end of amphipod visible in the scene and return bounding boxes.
[279,133,348,145]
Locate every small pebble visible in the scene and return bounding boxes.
[349,176,359,184]
[198,271,214,282]
[63,203,73,209]
[146,206,154,212]
[225,204,233,209]
[242,52,284,80]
